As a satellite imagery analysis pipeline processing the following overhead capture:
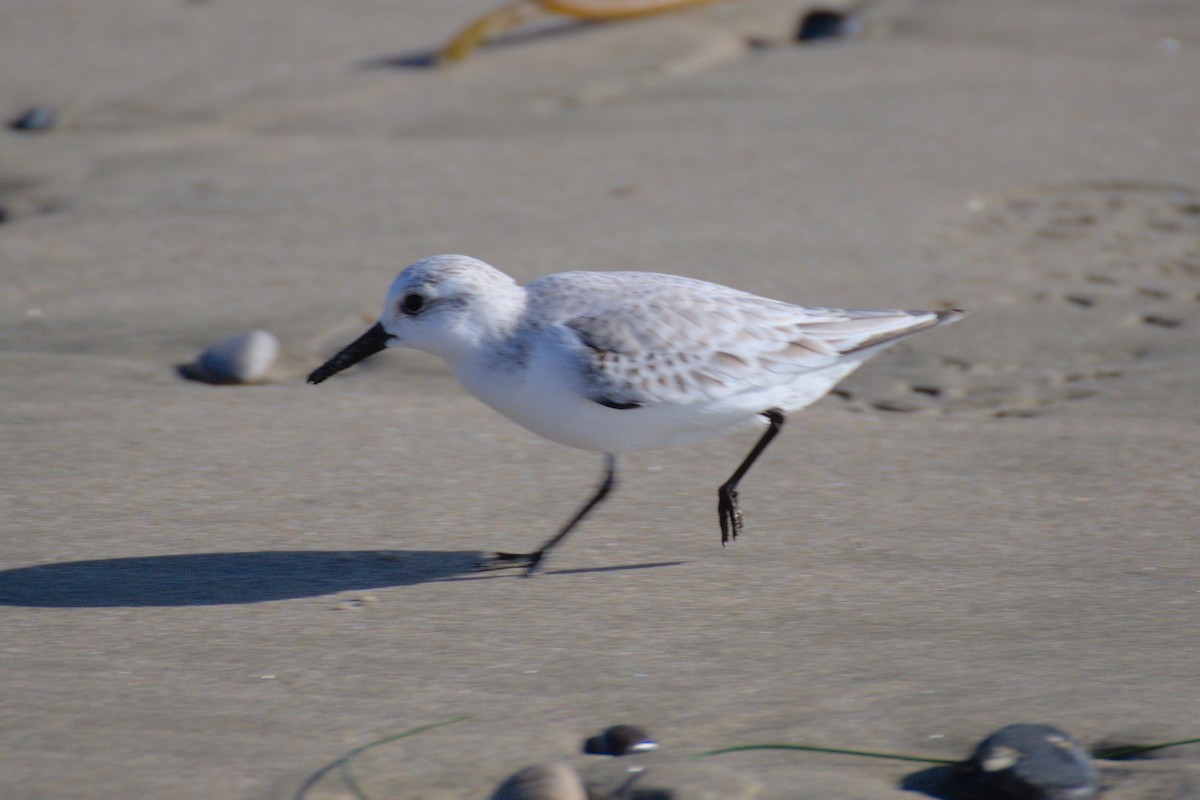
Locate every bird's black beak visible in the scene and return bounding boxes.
[307,322,391,384]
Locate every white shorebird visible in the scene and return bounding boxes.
[309,254,961,575]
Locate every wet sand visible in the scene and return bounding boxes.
[2,1,1199,797]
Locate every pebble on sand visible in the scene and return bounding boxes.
[955,723,1098,800]
[583,724,658,757]
[795,8,863,42]
[8,105,57,132]
[179,330,280,385]
[490,763,588,800]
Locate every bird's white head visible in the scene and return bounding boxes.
[307,254,522,384]
[379,254,523,358]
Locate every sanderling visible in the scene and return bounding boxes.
[309,254,962,575]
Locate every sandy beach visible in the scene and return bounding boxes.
[2,0,1199,797]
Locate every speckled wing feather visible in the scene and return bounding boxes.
[526,271,946,408]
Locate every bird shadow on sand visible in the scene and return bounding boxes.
[0,550,477,608]
[444,559,687,582]
[0,550,687,607]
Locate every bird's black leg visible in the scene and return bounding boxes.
[718,409,785,545]
[481,453,618,577]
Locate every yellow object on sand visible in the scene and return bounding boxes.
[437,0,720,62]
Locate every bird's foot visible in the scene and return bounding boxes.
[476,550,544,577]
[718,486,744,545]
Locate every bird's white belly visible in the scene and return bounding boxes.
[452,356,761,453]
[451,351,862,453]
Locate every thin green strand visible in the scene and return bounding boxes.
[294,716,468,800]
[693,742,957,765]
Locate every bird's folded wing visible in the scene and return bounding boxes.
[561,291,938,407]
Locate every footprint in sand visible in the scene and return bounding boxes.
[837,180,1200,418]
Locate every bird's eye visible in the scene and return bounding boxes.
[400,293,425,315]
